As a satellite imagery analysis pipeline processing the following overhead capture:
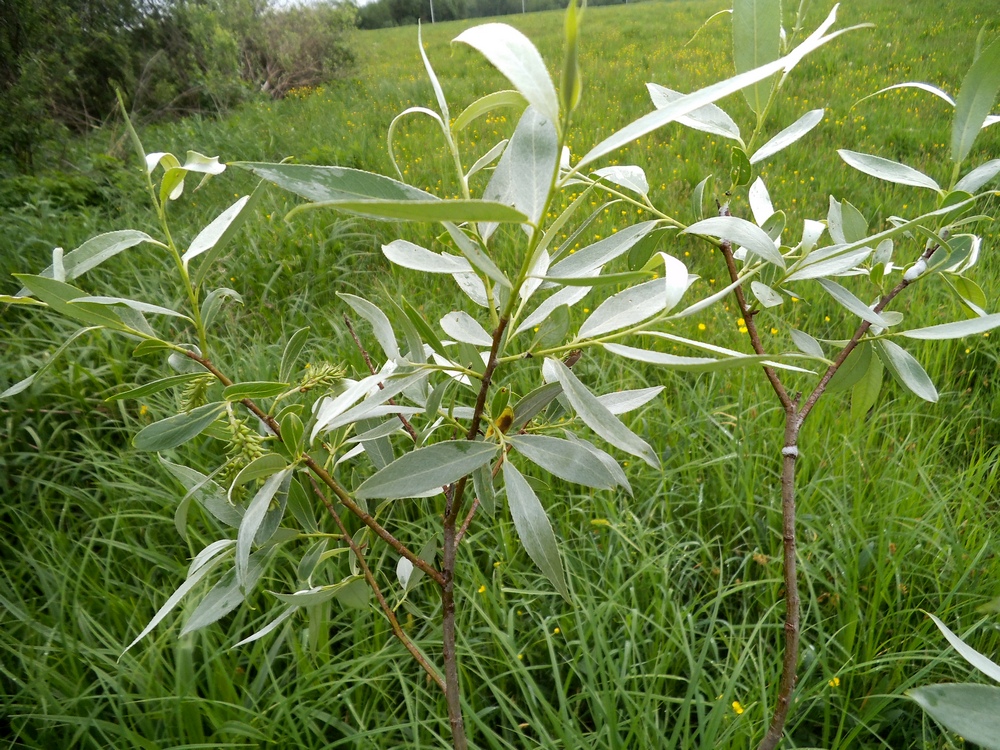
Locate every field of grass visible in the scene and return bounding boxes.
[2,0,999,747]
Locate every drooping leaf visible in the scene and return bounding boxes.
[515,285,590,335]
[909,684,1000,750]
[356,441,499,500]
[160,456,244,529]
[502,461,570,600]
[508,434,619,490]
[816,278,891,327]
[750,109,825,164]
[71,295,190,321]
[453,24,560,126]
[647,83,741,142]
[684,216,785,268]
[874,339,938,402]
[181,548,270,636]
[510,381,564,432]
[338,294,399,362]
[201,287,243,330]
[270,576,368,608]
[899,313,1000,340]
[133,402,226,451]
[454,90,528,132]
[952,36,1000,164]
[231,606,297,648]
[543,357,658,468]
[732,0,782,115]
[1,327,101,399]
[838,150,941,191]
[473,463,496,517]
[236,469,291,589]
[13,275,126,330]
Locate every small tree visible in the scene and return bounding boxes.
[3,2,999,748]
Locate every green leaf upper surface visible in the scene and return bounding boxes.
[502,461,570,600]
[133,402,227,451]
[952,36,1000,164]
[909,684,1000,750]
[355,441,499,500]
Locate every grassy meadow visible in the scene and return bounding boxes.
[2,0,999,747]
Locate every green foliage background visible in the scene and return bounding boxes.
[1,0,999,747]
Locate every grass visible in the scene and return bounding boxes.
[2,0,1000,747]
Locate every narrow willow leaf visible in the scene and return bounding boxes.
[874,340,938,402]
[201,287,243,330]
[909,684,1000,749]
[593,165,651,196]
[647,83,741,142]
[927,613,1000,682]
[950,275,988,312]
[786,245,873,281]
[816,278,890,327]
[231,606,296,649]
[106,373,206,402]
[596,386,664,415]
[515,285,589,335]
[543,357,658,469]
[481,106,558,238]
[183,195,250,267]
[0,294,45,306]
[854,81,955,108]
[236,469,291,588]
[473,464,496,517]
[751,281,783,308]
[230,454,288,493]
[356,441,499,500]
[443,223,511,288]
[159,456,244,528]
[133,402,226,451]
[732,0,781,115]
[954,159,1000,193]
[453,24,560,126]
[279,326,312,384]
[13,275,125,330]
[748,177,774,225]
[280,412,304,457]
[510,381,564,432]
[548,221,659,277]
[838,150,941,191]
[418,23,449,122]
[509,434,618,490]
[827,342,872,393]
[900,313,1000,340]
[388,107,445,181]
[121,552,226,656]
[466,139,508,179]
[440,311,492,346]
[1,327,100,399]
[71,295,190,320]
[851,352,883,419]
[691,174,713,220]
[383,240,472,274]
[454,90,528,132]
[952,36,1000,164]
[789,329,825,359]
[338,294,398,361]
[290,198,527,224]
[502,462,570,600]
[23,230,159,292]
[565,433,632,495]
[605,343,770,372]
[684,216,785,268]
[314,369,428,439]
[749,109,825,164]
[235,162,432,202]
[181,549,269,636]
[270,576,367,607]
[193,179,268,289]
[840,200,869,243]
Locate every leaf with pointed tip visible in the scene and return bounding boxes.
[789,329,825,359]
[786,245,874,281]
[647,84,741,142]
[952,37,1000,164]
[20,230,160,295]
[593,165,651,196]
[509,434,619,490]
[440,311,493,346]
[838,150,941,191]
[466,139,509,179]
[684,216,785,268]
[236,469,291,589]
[750,109,825,164]
[751,281,783,308]
[732,0,781,115]
[1,326,101,399]
[71,295,190,321]
[181,549,270,636]
[549,221,659,277]
[443,223,511,288]
[231,606,297,648]
[270,576,368,607]
[543,357,658,468]
[453,24,559,126]
[604,343,772,372]
[900,313,1000,340]
[338,294,398,361]
[183,195,250,268]
[356,441,499,500]
[134,402,226,451]
[502,462,570,600]
[454,90,528,132]
[235,162,432,202]
[383,240,472,274]
[874,340,938,402]
[596,386,664,415]
[855,81,955,108]
[816,278,890,327]
[927,612,1000,682]
[515,285,590,335]
[955,159,1000,193]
